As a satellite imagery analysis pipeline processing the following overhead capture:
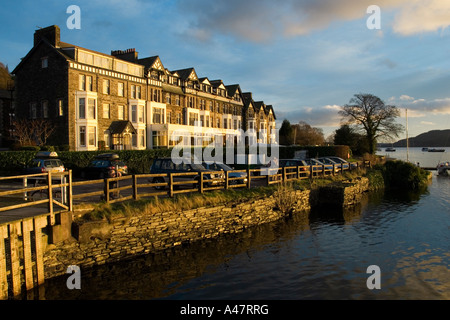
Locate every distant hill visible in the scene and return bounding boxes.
[391,130,450,147]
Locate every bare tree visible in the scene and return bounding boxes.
[12,119,34,146]
[31,119,55,146]
[339,93,403,154]
[12,118,55,146]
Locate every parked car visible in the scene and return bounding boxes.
[24,151,65,174]
[318,157,343,172]
[324,156,357,169]
[81,153,128,179]
[278,159,309,177]
[202,161,247,185]
[149,158,224,189]
[304,158,334,173]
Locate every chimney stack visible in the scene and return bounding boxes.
[111,48,139,62]
[34,25,61,47]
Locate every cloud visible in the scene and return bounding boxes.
[420,121,435,125]
[391,95,450,116]
[277,104,342,128]
[177,0,450,42]
[392,0,450,35]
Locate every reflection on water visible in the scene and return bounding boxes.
[42,173,450,300]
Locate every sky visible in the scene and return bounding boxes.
[1,0,450,142]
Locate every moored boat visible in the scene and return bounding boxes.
[428,148,445,152]
[437,162,450,176]
[385,147,396,152]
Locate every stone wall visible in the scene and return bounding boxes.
[43,189,312,279]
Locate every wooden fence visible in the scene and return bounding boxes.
[0,161,371,214]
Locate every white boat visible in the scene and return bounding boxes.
[437,162,450,176]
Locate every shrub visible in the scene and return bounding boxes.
[381,160,431,190]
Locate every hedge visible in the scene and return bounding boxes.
[0,145,351,176]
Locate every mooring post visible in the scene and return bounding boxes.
[22,219,34,292]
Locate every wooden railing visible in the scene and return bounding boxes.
[0,171,72,222]
[0,161,370,213]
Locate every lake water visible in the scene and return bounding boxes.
[41,149,450,301]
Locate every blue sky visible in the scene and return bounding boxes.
[2,0,450,141]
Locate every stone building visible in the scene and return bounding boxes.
[0,63,15,148]
[12,25,277,151]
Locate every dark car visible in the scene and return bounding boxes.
[81,153,128,179]
[202,161,247,185]
[304,158,334,173]
[25,151,65,174]
[324,156,357,170]
[318,157,343,172]
[278,159,309,177]
[150,158,224,189]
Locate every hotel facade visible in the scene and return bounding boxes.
[12,25,277,151]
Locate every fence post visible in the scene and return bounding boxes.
[169,173,174,198]
[0,225,7,300]
[225,171,229,189]
[47,172,53,218]
[133,175,138,200]
[104,178,110,203]
[199,172,204,194]
[247,169,251,189]
[23,176,28,201]
[68,170,73,212]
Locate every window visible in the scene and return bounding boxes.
[166,94,171,104]
[234,119,237,130]
[153,108,163,124]
[176,113,181,124]
[103,104,110,119]
[131,105,137,122]
[79,98,86,119]
[118,105,124,120]
[217,118,220,128]
[138,105,145,123]
[104,130,110,147]
[118,83,124,97]
[30,103,37,119]
[79,126,86,146]
[152,89,161,102]
[189,113,198,126]
[42,101,48,118]
[79,75,86,91]
[223,119,228,129]
[103,80,110,95]
[41,57,48,68]
[139,129,145,148]
[88,126,96,146]
[200,115,204,127]
[175,95,180,106]
[131,85,136,99]
[206,116,210,127]
[136,86,141,99]
[87,76,93,91]
[58,99,64,116]
[167,112,172,124]
[88,99,96,119]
